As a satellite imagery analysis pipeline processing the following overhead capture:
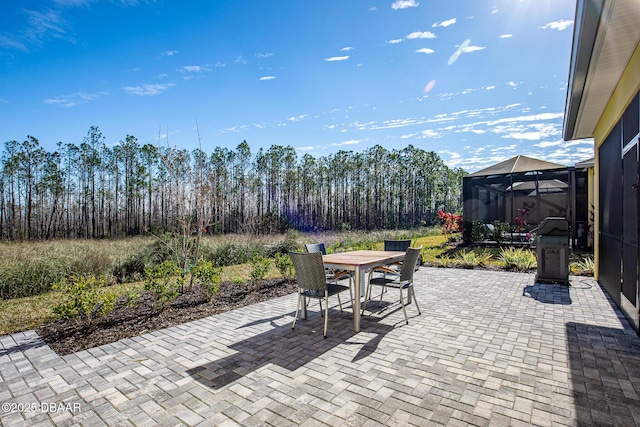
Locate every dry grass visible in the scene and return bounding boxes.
[0,228,446,335]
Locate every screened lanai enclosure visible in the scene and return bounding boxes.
[462,155,590,246]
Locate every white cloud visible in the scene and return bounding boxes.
[490,144,517,153]
[122,83,175,96]
[260,76,276,81]
[182,65,209,73]
[295,146,315,152]
[332,139,362,146]
[418,129,442,138]
[386,39,404,44]
[534,140,562,148]
[214,62,226,68]
[540,20,573,31]
[485,85,496,90]
[325,56,349,62]
[391,0,419,10]
[234,55,247,64]
[43,91,107,107]
[499,34,513,38]
[255,52,273,58]
[415,48,435,54]
[433,18,456,27]
[161,50,178,56]
[341,46,353,51]
[288,114,309,122]
[407,31,437,39]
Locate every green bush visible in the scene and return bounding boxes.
[434,256,455,268]
[265,230,301,257]
[274,252,294,280]
[470,220,489,243]
[52,275,116,326]
[191,260,223,299]
[208,242,250,267]
[113,249,149,283]
[454,249,493,268]
[143,260,182,307]
[499,247,536,271]
[570,255,594,275]
[490,221,512,244]
[249,256,271,287]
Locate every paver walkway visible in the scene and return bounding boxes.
[1,267,640,426]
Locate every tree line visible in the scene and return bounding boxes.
[0,126,465,240]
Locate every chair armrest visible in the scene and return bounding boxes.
[332,270,352,281]
[372,266,399,275]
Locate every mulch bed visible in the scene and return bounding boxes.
[37,279,297,356]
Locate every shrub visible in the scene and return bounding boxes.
[454,249,493,268]
[274,252,294,280]
[249,256,271,287]
[437,210,463,235]
[191,260,223,299]
[490,221,512,244]
[113,250,149,283]
[434,256,455,268]
[499,247,536,271]
[470,220,489,243]
[571,255,594,276]
[143,260,182,308]
[265,230,301,258]
[52,275,116,326]
[209,242,250,267]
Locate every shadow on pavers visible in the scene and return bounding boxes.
[188,309,395,390]
[522,280,572,305]
[566,321,640,425]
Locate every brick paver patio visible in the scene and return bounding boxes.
[1,267,640,426]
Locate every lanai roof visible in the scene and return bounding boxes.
[468,155,566,177]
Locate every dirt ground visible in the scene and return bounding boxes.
[37,279,297,356]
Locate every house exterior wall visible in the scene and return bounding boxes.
[592,43,640,280]
[590,43,640,331]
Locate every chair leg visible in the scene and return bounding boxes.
[411,286,421,315]
[292,292,301,330]
[379,285,385,307]
[323,294,329,338]
[319,298,323,317]
[337,293,343,312]
[399,287,409,324]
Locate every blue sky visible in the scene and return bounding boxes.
[0,0,591,172]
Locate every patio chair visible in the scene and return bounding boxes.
[289,251,352,338]
[362,246,423,324]
[305,242,354,303]
[381,239,412,269]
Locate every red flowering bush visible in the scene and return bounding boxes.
[437,210,463,235]
[513,206,531,233]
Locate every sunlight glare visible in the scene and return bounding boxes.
[448,39,471,65]
[423,80,436,94]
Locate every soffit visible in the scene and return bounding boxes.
[566,0,640,140]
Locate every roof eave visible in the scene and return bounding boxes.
[563,0,604,141]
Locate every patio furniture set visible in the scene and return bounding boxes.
[288,240,423,338]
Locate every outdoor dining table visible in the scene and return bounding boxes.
[321,250,406,332]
